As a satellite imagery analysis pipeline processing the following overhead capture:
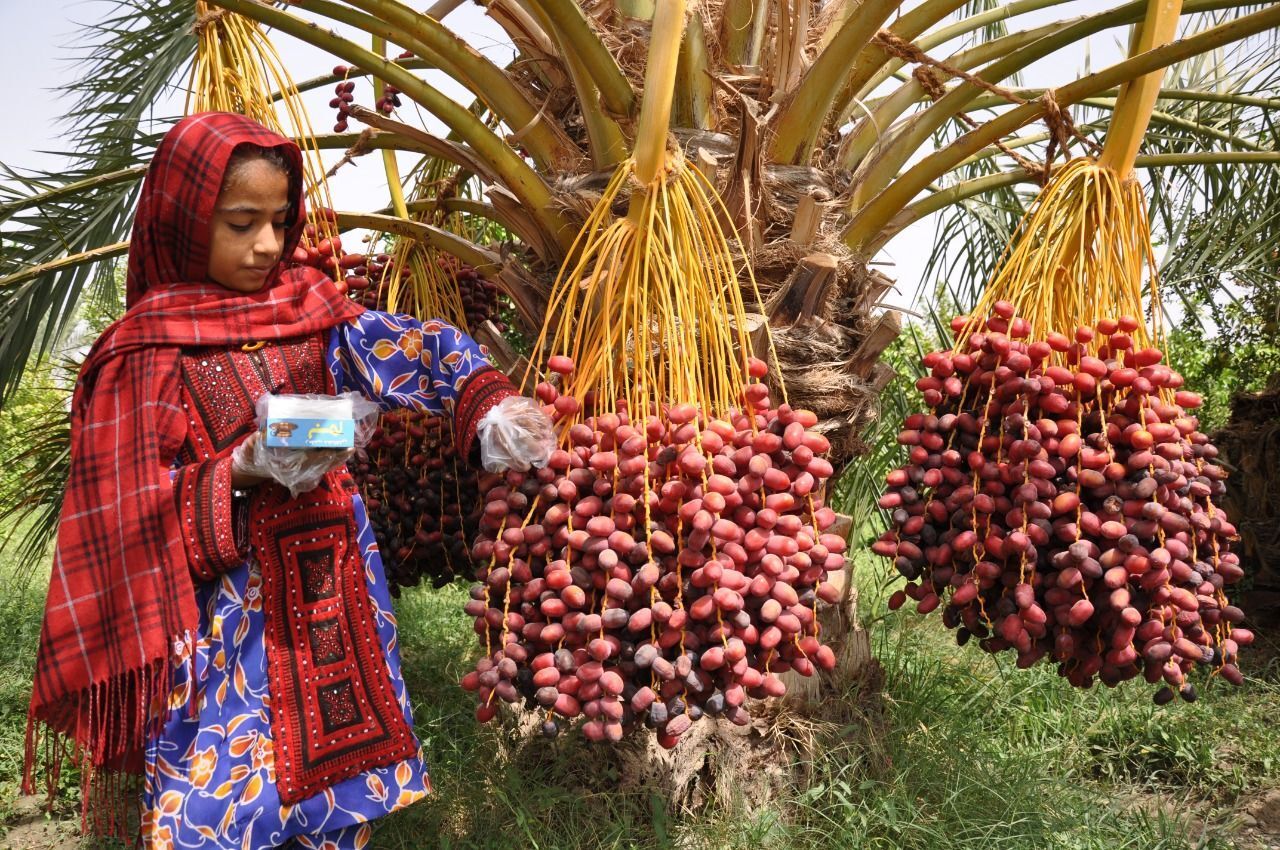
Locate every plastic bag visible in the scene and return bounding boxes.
[232,392,380,497]
[477,395,556,472]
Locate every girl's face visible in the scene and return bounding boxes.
[207,158,291,293]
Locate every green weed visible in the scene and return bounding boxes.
[0,548,1275,848]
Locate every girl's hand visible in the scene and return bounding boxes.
[313,447,357,475]
[231,429,355,496]
[477,396,556,472]
[230,431,271,489]
[282,446,356,493]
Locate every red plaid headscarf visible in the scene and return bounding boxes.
[25,113,362,827]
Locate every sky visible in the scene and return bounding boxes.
[0,0,515,231]
[0,0,1136,310]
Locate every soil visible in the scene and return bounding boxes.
[1237,787,1280,850]
[6,748,1275,849]
[0,796,80,850]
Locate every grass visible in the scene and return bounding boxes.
[801,557,1280,850]
[0,543,1277,848]
[0,524,63,825]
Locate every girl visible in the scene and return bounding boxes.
[24,112,550,849]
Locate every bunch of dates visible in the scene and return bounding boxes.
[443,255,505,334]
[352,410,487,594]
[875,304,1249,703]
[287,208,385,296]
[462,356,846,746]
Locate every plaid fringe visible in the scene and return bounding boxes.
[24,652,176,841]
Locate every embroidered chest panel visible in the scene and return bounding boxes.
[178,335,329,458]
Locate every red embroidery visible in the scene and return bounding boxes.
[307,619,345,666]
[300,550,336,602]
[179,336,327,457]
[171,334,414,804]
[453,366,516,462]
[318,681,360,733]
[250,477,417,805]
[172,336,330,581]
[173,455,244,580]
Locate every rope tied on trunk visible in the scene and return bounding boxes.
[192,8,227,35]
[874,30,1101,183]
[325,128,378,178]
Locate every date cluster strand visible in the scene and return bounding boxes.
[353,410,486,594]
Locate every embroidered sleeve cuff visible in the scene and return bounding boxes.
[173,455,249,581]
[453,366,517,466]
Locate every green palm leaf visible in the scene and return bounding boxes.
[0,0,194,402]
[0,388,71,574]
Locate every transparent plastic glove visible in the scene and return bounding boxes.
[231,392,379,497]
[477,395,556,473]
[231,429,354,498]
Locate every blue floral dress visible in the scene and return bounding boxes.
[143,313,494,850]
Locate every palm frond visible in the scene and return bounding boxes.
[0,371,73,577]
[1158,162,1280,319]
[60,0,195,163]
[0,0,196,403]
[0,165,139,402]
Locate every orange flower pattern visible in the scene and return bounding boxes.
[144,314,484,849]
[332,311,489,415]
